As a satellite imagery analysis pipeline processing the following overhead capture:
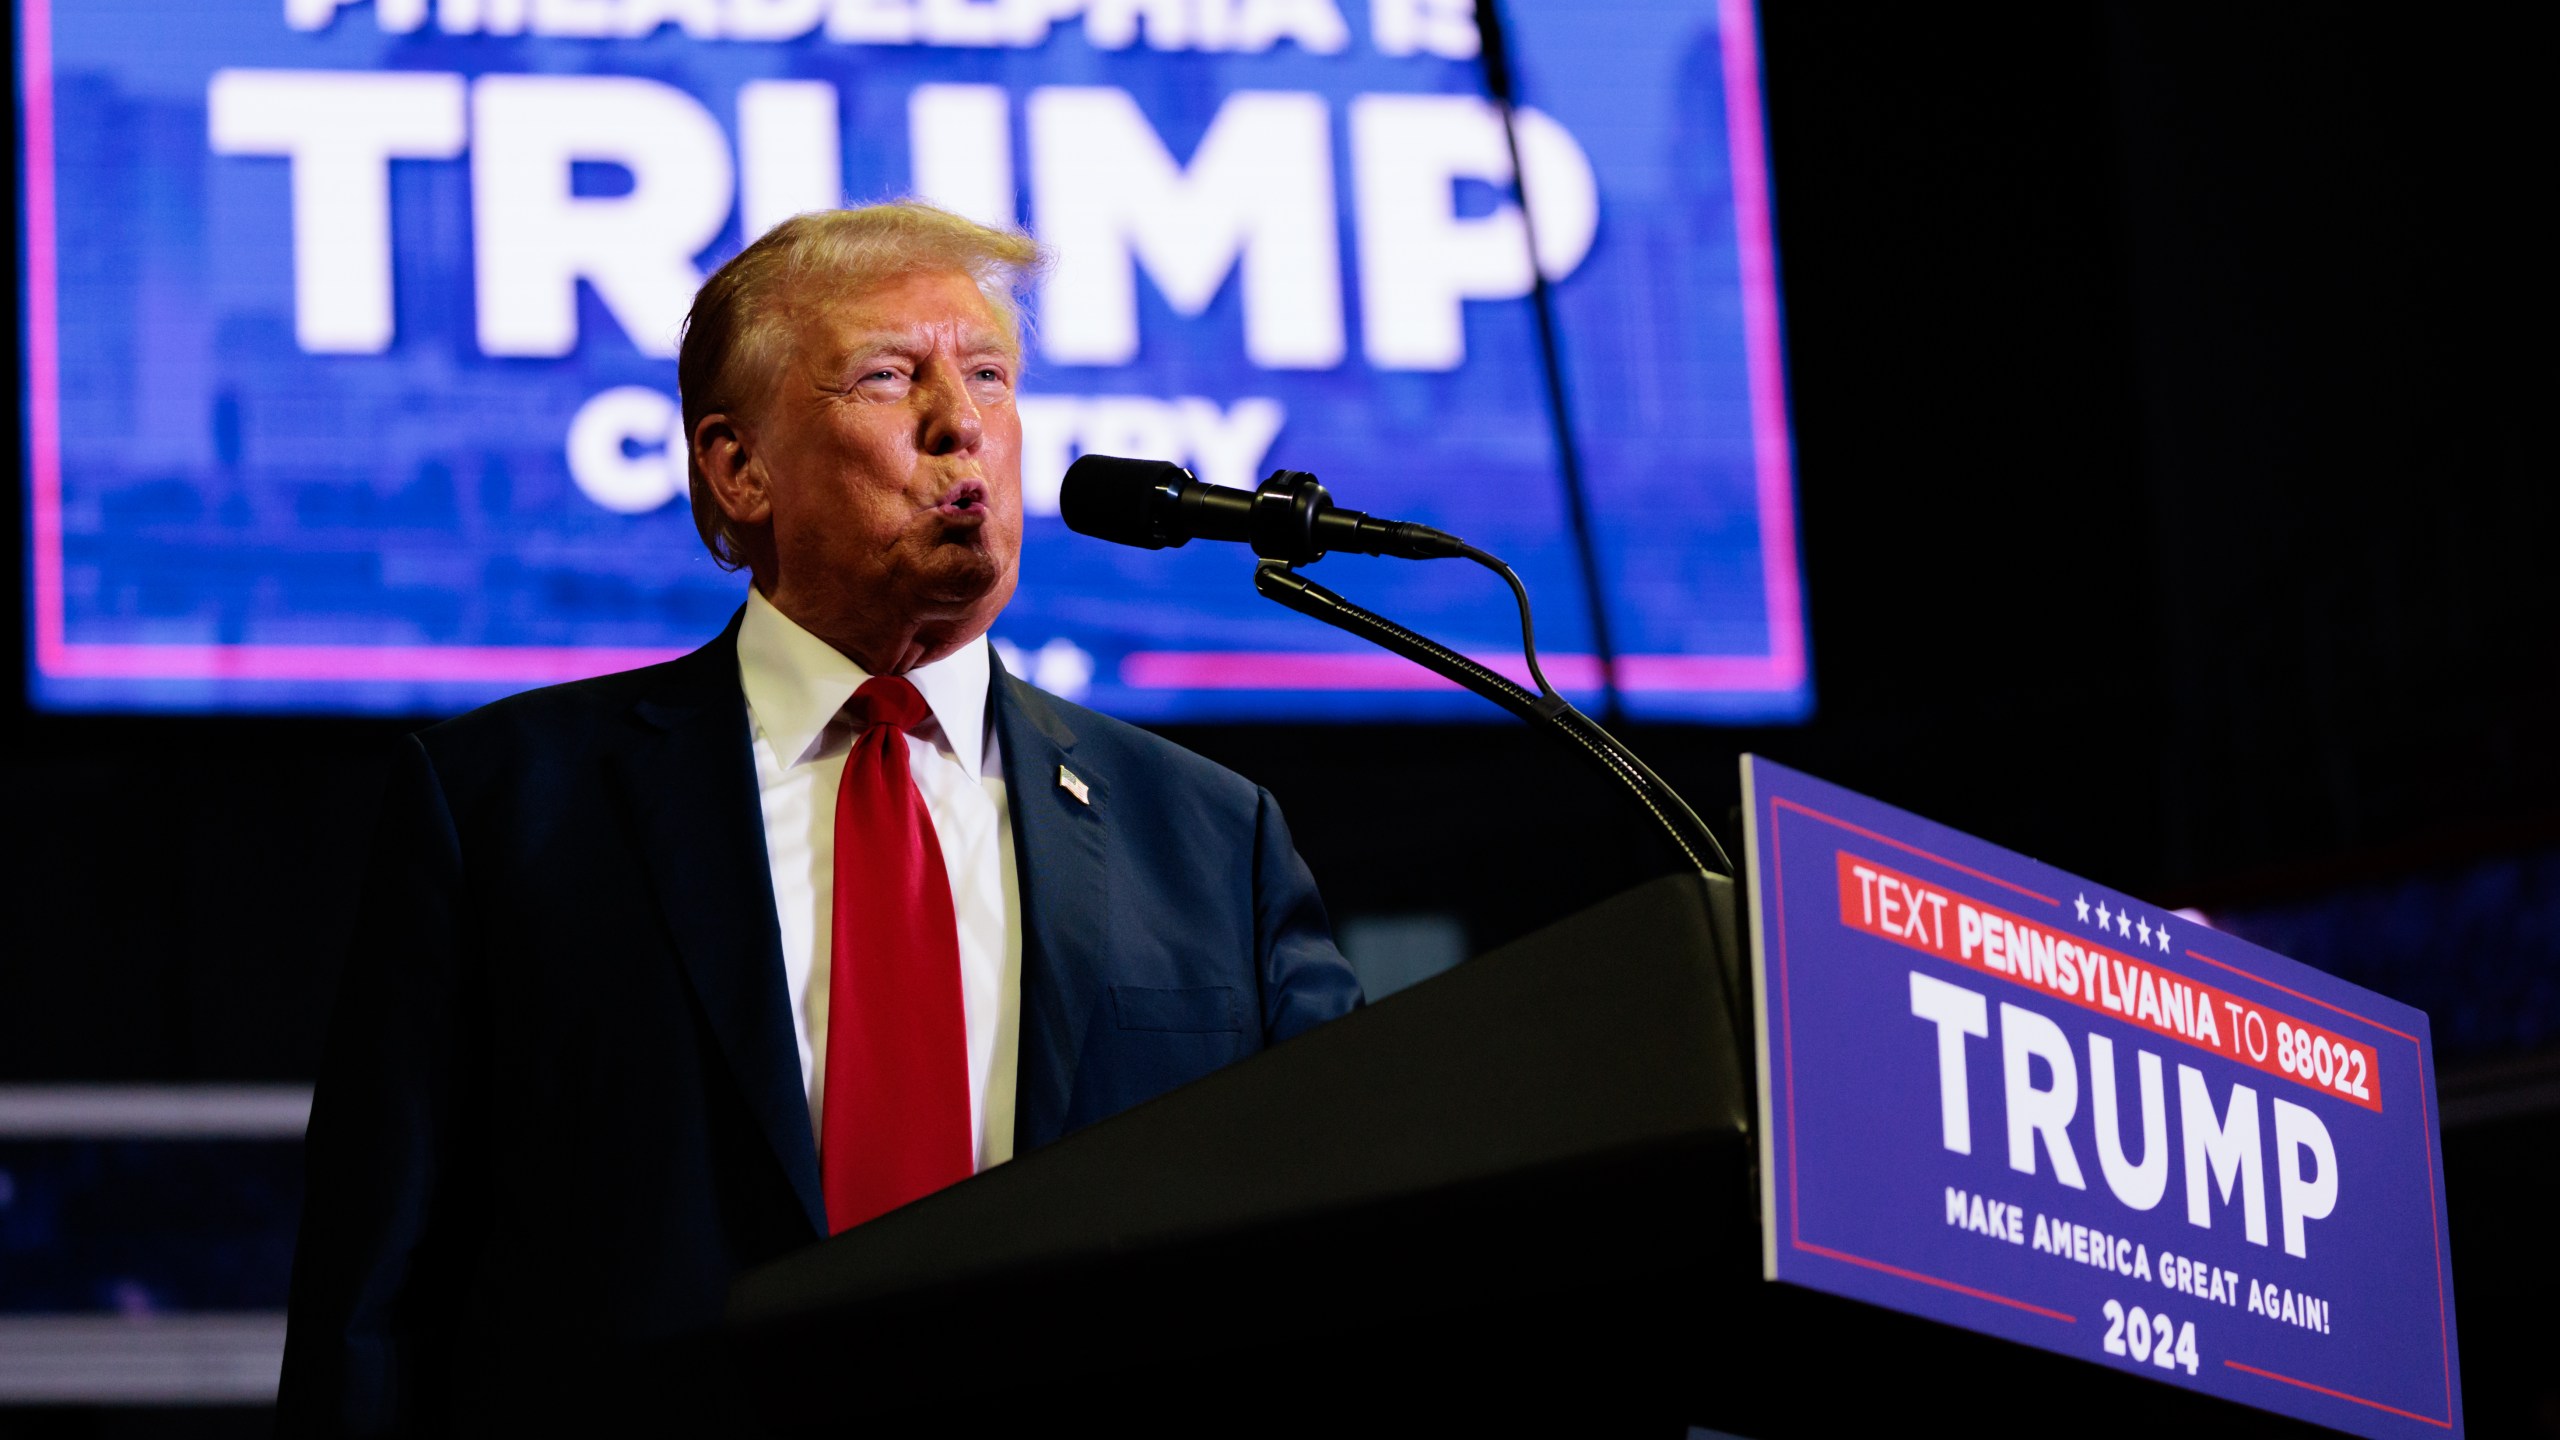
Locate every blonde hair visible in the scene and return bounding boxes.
[676,201,1047,570]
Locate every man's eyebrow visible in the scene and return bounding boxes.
[829,329,1019,362]
[834,330,925,360]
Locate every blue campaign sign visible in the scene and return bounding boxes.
[1742,757,2463,1437]
[16,0,1805,719]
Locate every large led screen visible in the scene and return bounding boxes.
[18,0,1804,719]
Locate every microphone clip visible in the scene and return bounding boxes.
[1248,470,1333,564]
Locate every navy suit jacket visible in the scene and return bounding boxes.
[276,613,1361,1434]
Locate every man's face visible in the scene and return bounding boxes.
[749,267,1024,657]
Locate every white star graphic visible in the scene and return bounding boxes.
[2095,901,2111,932]
[2075,893,2091,923]
[2157,925,2172,953]
[2117,910,2133,938]
[2136,917,2152,946]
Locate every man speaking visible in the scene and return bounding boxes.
[278,202,1362,1432]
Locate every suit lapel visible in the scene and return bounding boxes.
[991,664,1112,1153]
[614,616,826,1238]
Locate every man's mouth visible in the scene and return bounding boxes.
[934,481,991,520]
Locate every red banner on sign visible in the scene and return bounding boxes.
[1833,848,2382,1113]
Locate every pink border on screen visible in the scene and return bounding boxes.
[18,0,1804,701]
[21,0,64,676]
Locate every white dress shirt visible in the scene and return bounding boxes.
[737,588,1022,1171]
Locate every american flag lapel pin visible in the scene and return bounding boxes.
[1058,765,1091,805]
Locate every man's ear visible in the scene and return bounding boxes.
[693,412,770,529]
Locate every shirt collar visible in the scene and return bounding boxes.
[736,587,991,777]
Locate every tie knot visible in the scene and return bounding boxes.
[851,674,932,734]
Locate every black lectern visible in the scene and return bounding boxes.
[725,875,2331,1438]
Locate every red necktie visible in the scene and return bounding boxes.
[820,675,973,1234]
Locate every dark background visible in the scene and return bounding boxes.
[5,4,2553,1435]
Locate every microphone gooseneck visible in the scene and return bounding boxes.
[1054,453,1729,880]
[1057,450,1751,1125]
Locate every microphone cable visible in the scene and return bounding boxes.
[1253,552,1751,1090]
[1473,0,1622,726]
[1452,539,1735,877]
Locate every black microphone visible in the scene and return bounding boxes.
[1058,454,1465,563]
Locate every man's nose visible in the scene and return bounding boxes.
[916,361,983,457]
